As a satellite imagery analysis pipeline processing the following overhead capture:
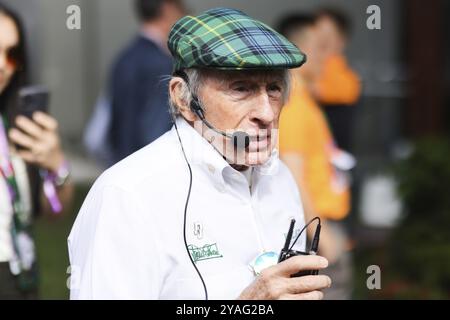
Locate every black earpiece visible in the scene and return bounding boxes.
[189,96,205,120]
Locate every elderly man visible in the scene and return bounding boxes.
[68,7,331,300]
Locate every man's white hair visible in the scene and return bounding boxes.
[168,68,291,118]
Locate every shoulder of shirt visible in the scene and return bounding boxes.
[93,128,184,193]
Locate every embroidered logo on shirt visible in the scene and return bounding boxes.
[193,221,203,240]
[187,243,223,263]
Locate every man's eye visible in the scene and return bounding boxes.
[233,86,249,92]
[268,84,282,92]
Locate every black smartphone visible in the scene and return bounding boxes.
[14,85,50,150]
[17,85,50,118]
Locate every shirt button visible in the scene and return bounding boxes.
[215,183,226,193]
[207,164,215,174]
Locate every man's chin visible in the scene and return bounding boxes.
[246,150,272,166]
[223,146,274,167]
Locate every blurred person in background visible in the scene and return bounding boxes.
[311,8,361,152]
[277,14,354,299]
[0,3,73,299]
[93,0,185,165]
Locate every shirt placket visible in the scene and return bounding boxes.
[227,169,266,254]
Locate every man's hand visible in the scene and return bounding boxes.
[238,255,331,300]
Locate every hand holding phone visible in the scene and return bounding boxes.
[8,85,65,173]
[13,85,50,151]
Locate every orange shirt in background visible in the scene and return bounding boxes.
[315,54,361,105]
[279,76,350,220]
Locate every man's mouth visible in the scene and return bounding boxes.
[247,133,272,151]
[249,133,271,141]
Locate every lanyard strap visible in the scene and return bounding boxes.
[41,169,63,213]
[0,116,22,212]
[1,115,29,274]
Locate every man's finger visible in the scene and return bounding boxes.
[279,290,324,300]
[275,255,328,277]
[286,275,332,294]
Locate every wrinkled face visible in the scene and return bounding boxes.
[0,13,19,94]
[172,69,289,168]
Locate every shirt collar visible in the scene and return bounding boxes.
[173,117,281,188]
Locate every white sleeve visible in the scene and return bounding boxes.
[68,180,162,299]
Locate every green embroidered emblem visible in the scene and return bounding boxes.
[188,243,223,263]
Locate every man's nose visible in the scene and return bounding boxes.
[250,92,275,125]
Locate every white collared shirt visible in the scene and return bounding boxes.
[68,118,305,300]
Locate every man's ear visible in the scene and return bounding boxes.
[169,78,197,122]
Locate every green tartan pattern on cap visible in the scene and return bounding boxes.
[168,7,306,72]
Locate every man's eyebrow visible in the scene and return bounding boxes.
[267,77,284,83]
[228,79,254,83]
[221,78,256,88]
[226,76,283,83]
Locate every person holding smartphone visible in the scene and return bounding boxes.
[0,3,73,299]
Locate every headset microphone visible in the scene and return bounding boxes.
[231,131,250,150]
[203,119,250,150]
[190,97,250,149]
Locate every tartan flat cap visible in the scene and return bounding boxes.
[168,7,306,72]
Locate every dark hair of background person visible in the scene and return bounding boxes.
[315,7,352,37]
[0,1,29,122]
[276,13,316,40]
[134,0,184,22]
[0,2,40,215]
